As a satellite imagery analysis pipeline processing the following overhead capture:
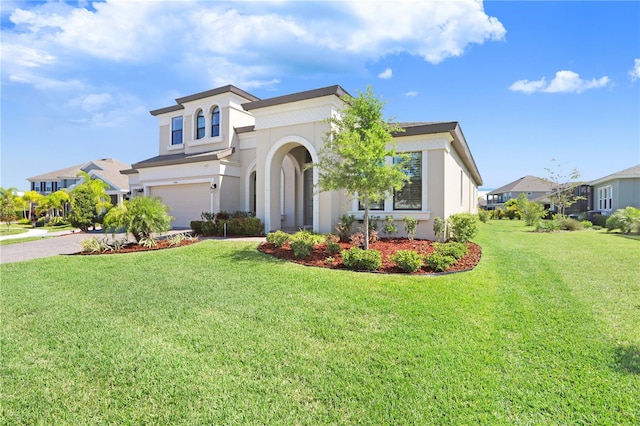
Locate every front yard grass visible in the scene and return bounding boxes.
[1,221,638,424]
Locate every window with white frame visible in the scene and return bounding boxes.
[211,106,220,137]
[598,185,612,210]
[196,110,205,139]
[171,116,183,145]
[394,151,422,210]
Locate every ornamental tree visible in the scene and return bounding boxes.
[0,187,19,230]
[541,159,584,216]
[313,86,409,249]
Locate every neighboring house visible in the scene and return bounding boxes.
[486,175,552,210]
[123,84,482,240]
[27,158,131,205]
[589,164,640,214]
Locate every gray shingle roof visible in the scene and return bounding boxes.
[488,175,552,195]
[27,158,130,191]
[590,164,640,185]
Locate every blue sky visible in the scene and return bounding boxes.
[1,0,639,191]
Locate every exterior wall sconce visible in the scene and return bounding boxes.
[210,183,217,192]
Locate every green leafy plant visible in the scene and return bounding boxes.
[606,207,640,234]
[447,213,478,243]
[266,230,291,247]
[432,241,467,260]
[382,215,398,237]
[477,210,490,223]
[335,214,356,242]
[326,241,342,255]
[103,196,173,243]
[290,238,315,259]
[341,247,382,271]
[139,237,158,248]
[433,216,446,242]
[403,216,418,241]
[80,237,112,253]
[391,250,423,273]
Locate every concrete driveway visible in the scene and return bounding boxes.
[0,229,115,264]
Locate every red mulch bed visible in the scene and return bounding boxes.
[258,238,481,275]
[73,238,200,255]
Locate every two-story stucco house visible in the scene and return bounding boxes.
[123,85,482,240]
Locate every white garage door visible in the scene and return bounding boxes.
[150,183,210,228]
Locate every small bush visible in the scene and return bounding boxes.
[369,229,379,243]
[80,237,112,253]
[290,238,315,259]
[606,207,640,234]
[325,233,340,244]
[266,230,291,247]
[581,220,593,229]
[433,217,447,242]
[382,215,398,237]
[190,220,204,235]
[477,210,490,223]
[336,214,355,242]
[139,237,157,248]
[425,252,457,272]
[17,218,31,225]
[349,232,365,248]
[590,213,608,227]
[403,216,419,241]
[433,241,467,260]
[534,219,562,232]
[342,247,382,271]
[391,250,423,273]
[560,217,583,231]
[326,241,342,255]
[47,217,69,227]
[448,213,479,243]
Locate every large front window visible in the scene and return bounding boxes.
[394,151,422,210]
[211,106,220,137]
[196,110,205,139]
[171,116,183,145]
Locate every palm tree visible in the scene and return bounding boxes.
[22,190,43,221]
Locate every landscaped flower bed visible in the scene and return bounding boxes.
[258,237,481,274]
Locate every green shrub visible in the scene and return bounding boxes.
[606,207,640,234]
[80,237,112,253]
[17,218,31,225]
[590,213,608,227]
[477,210,490,223]
[46,217,69,227]
[425,252,457,272]
[382,215,398,237]
[326,241,342,255]
[266,230,291,247]
[432,241,467,260]
[102,196,173,243]
[391,250,423,273]
[190,220,204,235]
[325,233,340,244]
[534,219,562,232]
[293,229,324,245]
[560,217,583,231]
[433,217,447,242]
[336,214,356,242]
[580,220,593,229]
[447,213,479,243]
[403,216,419,241]
[139,237,157,248]
[289,238,314,259]
[201,220,217,236]
[342,247,382,271]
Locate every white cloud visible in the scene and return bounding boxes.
[510,70,611,94]
[405,91,418,97]
[378,68,393,79]
[344,0,506,63]
[1,1,506,92]
[66,92,146,127]
[631,59,640,81]
[68,93,114,112]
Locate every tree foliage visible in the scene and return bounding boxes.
[0,187,19,229]
[68,171,112,231]
[541,159,584,216]
[313,86,409,249]
[516,193,547,226]
[103,196,173,243]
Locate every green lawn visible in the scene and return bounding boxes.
[2,221,638,424]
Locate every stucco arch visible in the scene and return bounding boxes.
[264,135,319,233]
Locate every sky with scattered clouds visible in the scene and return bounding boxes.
[1,0,639,191]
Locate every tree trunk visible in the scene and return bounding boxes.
[363,193,370,250]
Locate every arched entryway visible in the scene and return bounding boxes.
[263,136,319,233]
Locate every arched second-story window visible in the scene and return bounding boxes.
[211,106,220,137]
[196,110,205,139]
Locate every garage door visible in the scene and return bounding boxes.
[150,183,210,228]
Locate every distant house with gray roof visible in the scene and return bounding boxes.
[486,175,552,210]
[27,158,130,205]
